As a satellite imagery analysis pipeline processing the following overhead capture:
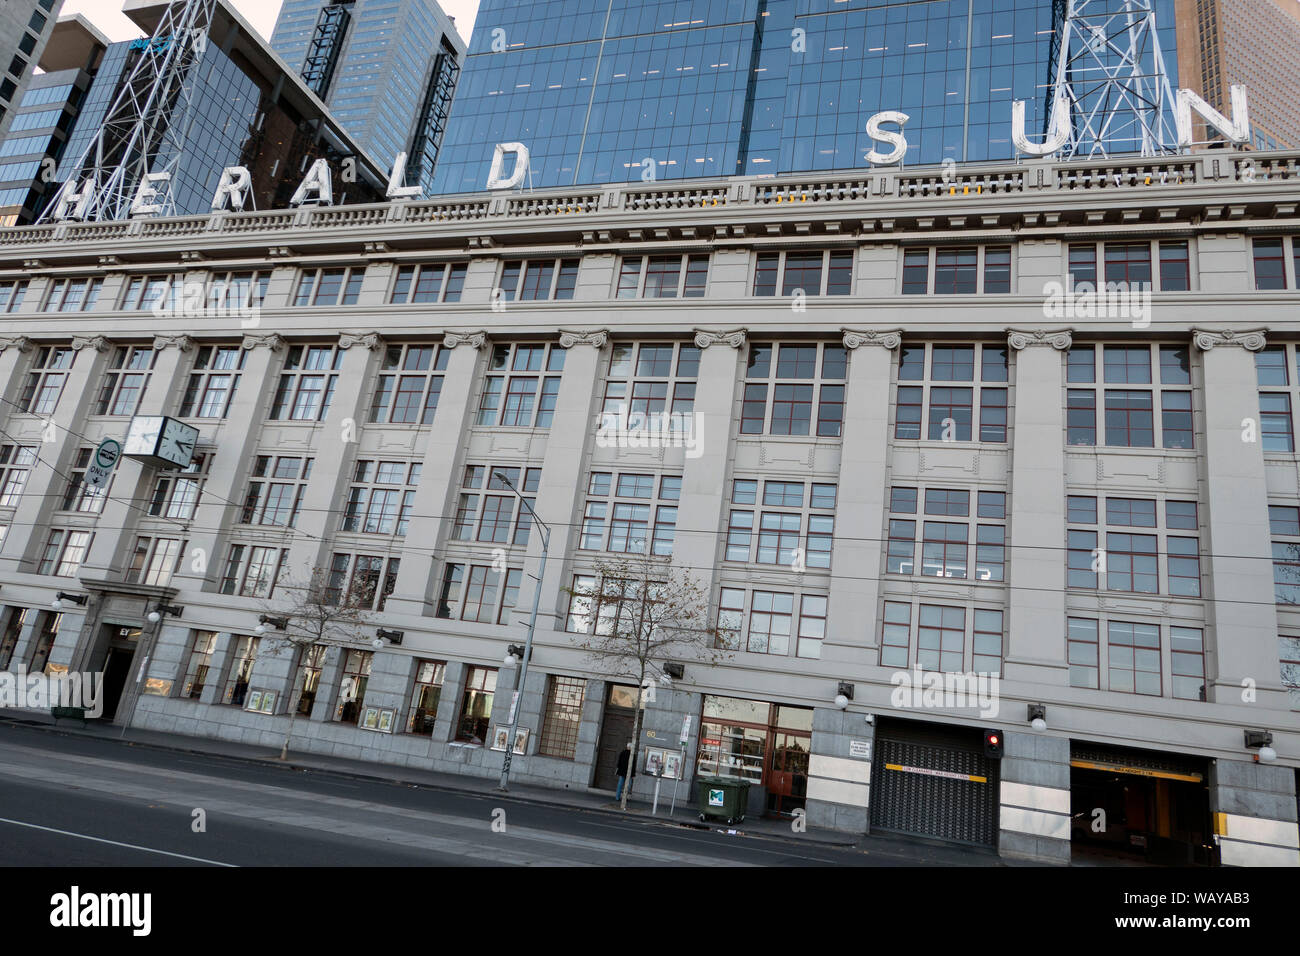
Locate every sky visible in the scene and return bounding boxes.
[60,0,482,46]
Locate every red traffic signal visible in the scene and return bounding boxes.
[983,729,1003,759]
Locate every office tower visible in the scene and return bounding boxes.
[0,0,65,145]
[433,0,1183,193]
[0,15,107,226]
[47,0,388,221]
[270,0,466,193]
[1175,0,1300,149]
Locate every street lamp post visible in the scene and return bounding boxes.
[494,470,550,791]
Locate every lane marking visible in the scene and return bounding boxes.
[0,815,237,867]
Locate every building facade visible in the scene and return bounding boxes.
[0,149,1297,866]
[0,0,64,146]
[269,0,467,194]
[431,0,1182,193]
[1174,0,1300,151]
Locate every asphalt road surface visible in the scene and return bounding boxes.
[0,723,987,867]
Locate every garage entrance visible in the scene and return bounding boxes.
[1070,742,1215,865]
[870,719,999,847]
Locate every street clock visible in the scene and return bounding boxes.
[123,415,199,469]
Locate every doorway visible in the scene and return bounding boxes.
[96,625,141,722]
[592,683,638,790]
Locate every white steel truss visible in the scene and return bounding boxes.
[40,0,217,222]
[1049,0,1178,158]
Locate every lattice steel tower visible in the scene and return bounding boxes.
[40,0,217,222]
[1047,0,1178,158]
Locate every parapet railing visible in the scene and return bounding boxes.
[0,149,1295,250]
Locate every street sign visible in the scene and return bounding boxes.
[84,438,122,489]
[680,714,692,747]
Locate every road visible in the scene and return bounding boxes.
[0,723,994,867]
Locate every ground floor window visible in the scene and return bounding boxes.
[407,660,445,734]
[538,676,586,759]
[293,644,327,716]
[455,666,497,744]
[0,607,27,670]
[222,635,260,706]
[335,650,373,722]
[696,695,813,815]
[181,631,218,699]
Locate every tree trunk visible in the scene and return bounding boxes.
[279,704,299,761]
[621,660,647,811]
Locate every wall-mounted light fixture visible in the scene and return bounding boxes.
[146,603,184,624]
[255,615,289,635]
[1244,729,1277,763]
[1028,703,1047,731]
[50,591,88,611]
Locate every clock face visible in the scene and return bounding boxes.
[158,418,199,467]
[124,416,164,457]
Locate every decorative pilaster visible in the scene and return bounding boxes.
[842,328,902,351]
[1002,327,1074,685]
[693,328,747,350]
[242,332,286,352]
[1190,328,1267,352]
[152,333,195,353]
[443,330,489,350]
[71,335,111,353]
[558,329,609,349]
[338,331,385,352]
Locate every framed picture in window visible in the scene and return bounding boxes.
[491,726,510,751]
[362,707,380,730]
[259,691,277,714]
[378,709,394,734]
[644,748,665,776]
[663,750,684,780]
[246,690,263,712]
[512,727,529,755]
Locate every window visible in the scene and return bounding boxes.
[222,635,260,706]
[323,553,400,611]
[0,444,37,505]
[1071,241,1190,291]
[1103,243,1152,287]
[703,585,829,659]
[390,262,467,304]
[616,254,708,298]
[600,341,699,433]
[1271,505,1300,605]
[240,456,313,528]
[41,276,103,312]
[580,471,680,556]
[37,529,92,577]
[292,645,326,716]
[894,343,1008,442]
[369,344,446,424]
[180,631,218,699]
[477,343,565,427]
[19,346,73,414]
[1255,344,1300,453]
[293,267,365,307]
[178,345,245,419]
[207,271,270,313]
[456,666,497,743]
[889,486,1006,582]
[0,279,28,312]
[1066,345,1192,448]
[334,650,373,723]
[125,536,184,587]
[1170,627,1205,701]
[752,250,853,296]
[725,478,836,569]
[498,258,579,301]
[343,460,420,536]
[1070,496,1198,597]
[268,345,342,421]
[407,660,445,734]
[973,609,1004,674]
[441,563,522,624]
[539,676,586,758]
[147,454,206,519]
[881,601,912,668]
[901,246,1012,294]
[1159,242,1191,291]
[1108,621,1162,696]
[918,604,965,672]
[95,346,154,416]
[1068,617,1099,688]
[61,448,110,513]
[741,342,847,437]
[1281,636,1300,705]
[119,274,184,311]
[1253,238,1287,290]
[452,464,541,546]
[218,544,287,598]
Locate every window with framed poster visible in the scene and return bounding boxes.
[696,695,813,815]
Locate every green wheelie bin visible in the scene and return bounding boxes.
[696,776,752,825]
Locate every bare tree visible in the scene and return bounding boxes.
[260,566,372,761]
[564,552,730,810]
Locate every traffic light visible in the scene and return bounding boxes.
[983,729,1004,759]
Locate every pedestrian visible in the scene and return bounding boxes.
[615,743,632,801]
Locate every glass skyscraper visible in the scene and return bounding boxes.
[433,0,1180,193]
[270,0,467,192]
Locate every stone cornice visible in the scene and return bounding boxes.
[1007,328,1073,351]
[1191,328,1267,352]
[842,328,902,350]
[694,328,747,349]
